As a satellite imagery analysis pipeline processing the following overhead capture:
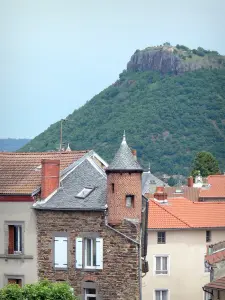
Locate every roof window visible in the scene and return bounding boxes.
[174,189,183,194]
[76,188,93,199]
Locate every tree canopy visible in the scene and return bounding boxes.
[190,151,220,177]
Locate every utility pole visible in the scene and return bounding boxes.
[59,119,65,152]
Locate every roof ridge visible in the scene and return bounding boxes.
[0,150,90,155]
[151,199,192,228]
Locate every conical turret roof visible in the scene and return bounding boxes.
[106,133,143,173]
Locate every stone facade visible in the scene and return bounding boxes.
[107,172,142,225]
[36,210,140,300]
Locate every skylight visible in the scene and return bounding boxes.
[76,188,93,199]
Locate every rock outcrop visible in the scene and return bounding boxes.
[127,46,225,74]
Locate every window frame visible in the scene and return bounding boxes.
[154,255,170,276]
[84,238,97,269]
[4,274,24,287]
[154,289,169,300]
[206,230,211,243]
[4,221,25,255]
[157,231,166,244]
[126,195,134,208]
[82,281,99,300]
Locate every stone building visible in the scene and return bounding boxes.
[34,134,148,300]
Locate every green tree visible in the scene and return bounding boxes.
[0,280,78,300]
[190,151,220,177]
[167,177,176,186]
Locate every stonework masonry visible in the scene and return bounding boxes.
[107,172,142,225]
[36,210,140,300]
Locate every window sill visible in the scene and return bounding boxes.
[0,254,33,260]
[76,268,102,272]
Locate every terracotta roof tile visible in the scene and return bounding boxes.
[200,175,225,198]
[164,186,199,202]
[148,197,225,229]
[204,276,225,291]
[0,151,89,195]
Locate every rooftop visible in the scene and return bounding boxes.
[0,151,89,195]
[204,276,225,291]
[199,175,225,198]
[106,133,142,172]
[148,196,225,229]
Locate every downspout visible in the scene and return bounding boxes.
[105,214,142,300]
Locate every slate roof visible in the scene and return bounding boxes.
[34,158,107,211]
[0,151,89,195]
[148,197,225,229]
[204,276,225,291]
[142,171,168,194]
[107,135,142,172]
[200,175,225,198]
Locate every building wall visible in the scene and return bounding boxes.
[36,210,140,300]
[0,201,38,287]
[142,229,225,300]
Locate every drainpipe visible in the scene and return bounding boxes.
[105,214,142,300]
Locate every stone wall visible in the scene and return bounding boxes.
[36,210,140,300]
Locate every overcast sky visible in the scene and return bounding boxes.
[0,0,225,138]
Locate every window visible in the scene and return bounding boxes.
[8,225,22,254]
[85,288,97,300]
[206,230,211,242]
[204,260,211,273]
[204,291,212,300]
[126,195,134,208]
[157,231,166,244]
[112,183,114,193]
[155,290,168,300]
[76,237,103,270]
[54,236,68,269]
[7,278,22,286]
[76,188,93,199]
[155,256,169,275]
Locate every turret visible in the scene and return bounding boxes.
[106,133,143,225]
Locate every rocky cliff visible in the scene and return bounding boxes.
[127,45,225,74]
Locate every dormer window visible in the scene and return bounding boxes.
[126,195,134,208]
[76,188,93,199]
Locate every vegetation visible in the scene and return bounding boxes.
[0,280,77,300]
[190,151,220,177]
[20,46,225,176]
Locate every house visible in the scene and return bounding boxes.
[203,240,225,300]
[0,150,105,288]
[142,187,225,300]
[33,134,148,300]
[199,175,225,202]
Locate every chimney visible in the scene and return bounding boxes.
[131,149,137,161]
[187,176,193,187]
[154,186,167,200]
[41,159,60,199]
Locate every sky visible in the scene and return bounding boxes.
[0,0,225,139]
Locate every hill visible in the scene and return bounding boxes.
[0,139,30,152]
[20,44,225,175]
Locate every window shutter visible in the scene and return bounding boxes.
[54,237,68,268]
[76,237,83,269]
[96,237,103,269]
[8,225,14,254]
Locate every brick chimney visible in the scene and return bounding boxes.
[41,159,60,199]
[131,149,137,161]
[154,187,167,200]
[187,176,193,187]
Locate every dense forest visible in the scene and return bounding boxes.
[0,139,30,151]
[20,45,225,175]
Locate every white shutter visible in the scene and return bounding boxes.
[96,237,103,269]
[76,237,83,269]
[54,237,68,268]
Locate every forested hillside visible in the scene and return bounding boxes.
[20,45,225,175]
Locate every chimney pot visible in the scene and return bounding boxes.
[154,186,167,200]
[188,176,193,187]
[41,159,60,199]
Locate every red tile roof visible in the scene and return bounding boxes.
[204,276,225,291]
[0,151,89,195]
[148,197,225,229]
[200,175,225,198]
